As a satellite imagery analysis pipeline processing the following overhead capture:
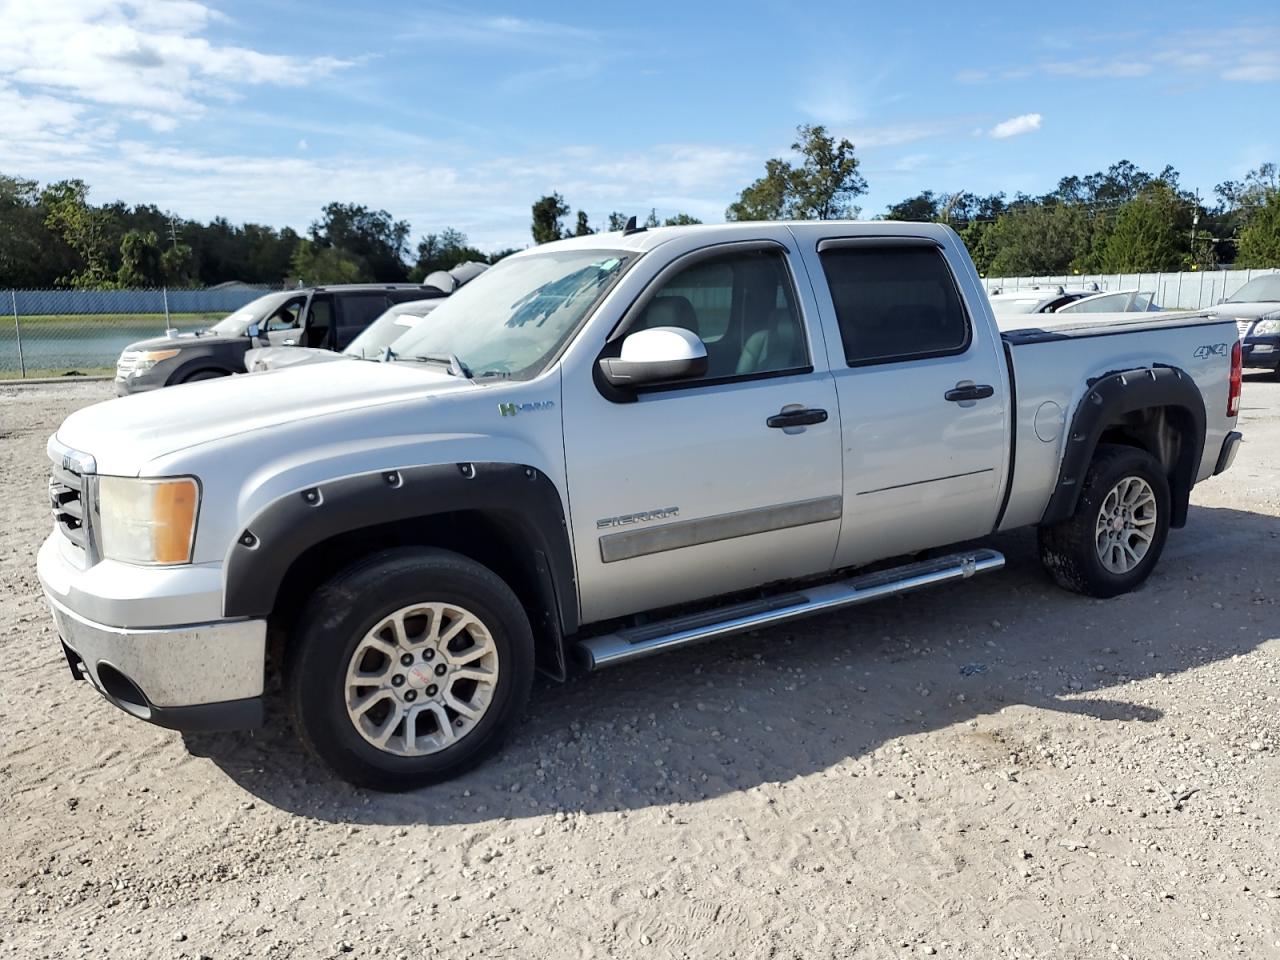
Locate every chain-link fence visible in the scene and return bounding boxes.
[0,287,280,379]
[981,267,1280,311]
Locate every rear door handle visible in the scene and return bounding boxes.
[767,407,828,428]
[944,383,994,402]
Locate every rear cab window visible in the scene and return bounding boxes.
[817,244,970,366]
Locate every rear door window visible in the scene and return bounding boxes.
[819,246,970,366]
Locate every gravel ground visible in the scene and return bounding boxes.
[1,376,1277,960]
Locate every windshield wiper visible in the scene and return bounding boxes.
[386,348,474,379]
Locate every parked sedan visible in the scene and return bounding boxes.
[987,286,1099,318]
[1055,290,1162,314]
[246,299,438,372]
[1212,274,1280,375]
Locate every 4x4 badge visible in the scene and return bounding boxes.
[499,401,555,417]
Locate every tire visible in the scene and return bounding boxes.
[284,547,534,791]
[180,369,230,384]
[1037,443,1171,599]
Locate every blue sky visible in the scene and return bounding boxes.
[2,0,1277,251]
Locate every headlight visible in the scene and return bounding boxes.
[1252,316,1280,336]
[132,349,180,374]
[98,476,200,565]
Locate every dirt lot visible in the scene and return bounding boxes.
[1,376,1277,960]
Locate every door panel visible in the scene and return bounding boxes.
[800,238,1008,568]
[561,241,842,625]
[563,373,843,623]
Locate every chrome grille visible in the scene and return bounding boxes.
[115,349,141,378]
[1237,319,1253,339]
[49,461,86,548]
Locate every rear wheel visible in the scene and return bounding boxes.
[1038,444,1171,598]
[284,547,534,790]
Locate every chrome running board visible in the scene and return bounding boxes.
[575,548,1005,670]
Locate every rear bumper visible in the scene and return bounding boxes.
[46,592,266,732]
[1214,430,1243,476]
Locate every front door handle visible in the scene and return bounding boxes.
[767,407,828,428]
[944,383,994,402]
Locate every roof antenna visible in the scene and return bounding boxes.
[622,215,646,236]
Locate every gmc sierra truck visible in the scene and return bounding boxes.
[39,222,1244,791]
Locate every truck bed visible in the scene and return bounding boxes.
[996,311,1238,532]
[997,310,1217,343]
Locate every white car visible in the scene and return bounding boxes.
[1056,290,1161,314]
[246,299,439,372]
[987,286,1099,318]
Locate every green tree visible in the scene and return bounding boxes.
[884,191,941,222]
[1236,191,1280,267]
[986,204,1094,276]
[573,210,593,236]
[290,239,367,284]
[41,179,116,287]
[0,174,71,287]
[162,243,197,285]
[411,227,489,280]
[531,193,570,244]
[606,211,629,231]
[308,202,409,281]
[663,213,702,226]
[728,124,867,222]
[116,229,164,287]
[1098,182,1187,272]
[644,208,660,228]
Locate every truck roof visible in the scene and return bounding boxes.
[515,220,960,257]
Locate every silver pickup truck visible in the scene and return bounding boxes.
[38,222,1243,790]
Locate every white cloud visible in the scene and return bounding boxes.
[989,113,1042,139]
[0,0,351,126]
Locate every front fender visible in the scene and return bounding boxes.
[221,461,576,635]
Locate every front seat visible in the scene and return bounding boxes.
[736,307,799,375]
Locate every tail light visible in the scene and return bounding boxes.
[1228,340,1242,418]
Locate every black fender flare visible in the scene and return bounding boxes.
[222,462,578,640]
[1041,365,1206,529]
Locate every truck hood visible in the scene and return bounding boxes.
[1210,302,1280,320]
[56,360,473,475]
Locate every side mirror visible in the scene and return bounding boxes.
[246,322,261,339]
[598,327,708,388]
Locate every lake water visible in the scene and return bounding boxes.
[0,318,209,375]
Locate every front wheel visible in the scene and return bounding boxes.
[284,547,534,790]
[1038,444,1171,598]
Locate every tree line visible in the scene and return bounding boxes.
[2,125,1278,289]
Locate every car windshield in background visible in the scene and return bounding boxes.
[392,250,631,379]
[1227,275,1280,303]
[209,292,292,335]
[345,301,439,359]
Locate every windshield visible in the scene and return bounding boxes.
[1227,275,1280,303]
[209,292,294,335]
[345,302,438,359]
[391,249,631,379]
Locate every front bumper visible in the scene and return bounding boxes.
[1242,336,1279,370]
[39,532,267,732]
[48,595,266,731]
